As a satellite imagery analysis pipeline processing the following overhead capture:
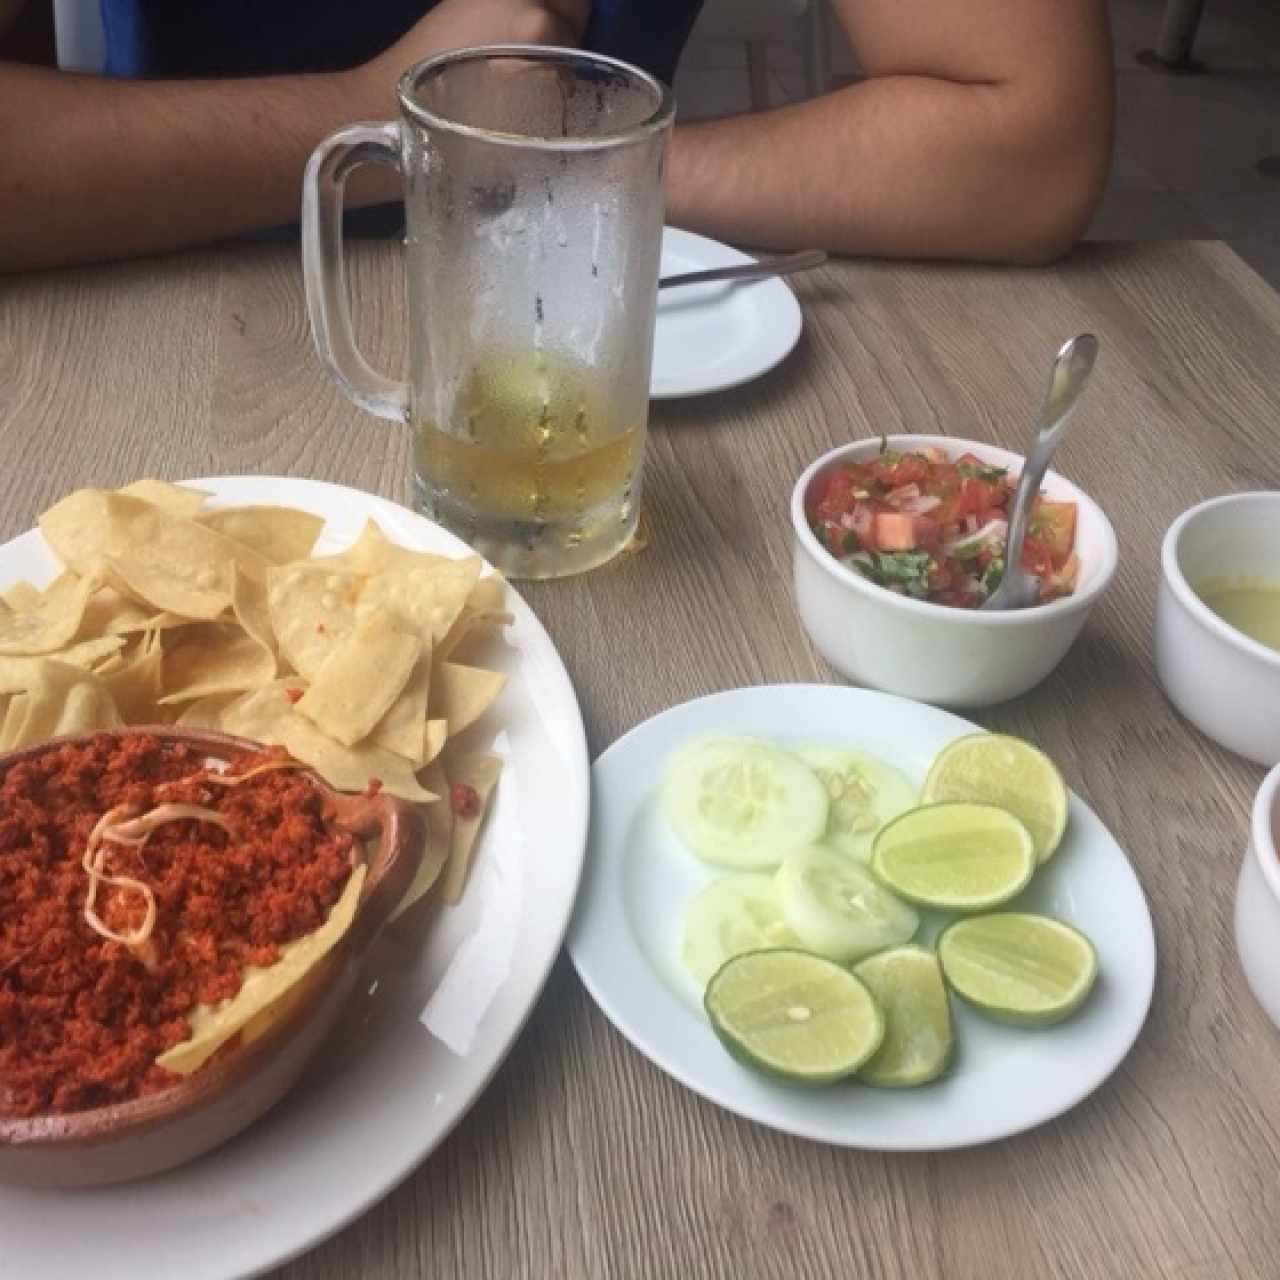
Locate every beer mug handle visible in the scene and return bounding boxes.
[301,122,410,424]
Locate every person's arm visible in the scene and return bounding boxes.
[666,0,1113,265]
[0,0,587,273]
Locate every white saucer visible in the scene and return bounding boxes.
[652,228,804,399]
[568,684,1156,1152]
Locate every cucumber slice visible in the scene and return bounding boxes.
[776,845,919,963]
[662,736,830,870]
[681,874,800,986]
[795,745,917,861]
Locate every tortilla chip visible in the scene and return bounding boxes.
[391,760,452,920]
[423,718,447,765]
[433,663,508,737]
[315,519,451,577]
[48,491,270,620]
[267,564,364,679]
[4,660,122,748]
[358,558,482,649]
[0,637,124,693]
[221,682,435,803]
[296,609,420,747]
[368,649,432,763]
[0,694,28,752]
[99,634,167,723]
[38,489,113,576]
[174,690,242,730]
[438,577,513,662]
[199,507,325,565]
[1,581,41,613]
[116,479,209,518]
[159,624,276,704]
[156,863,367,1075]
[280,716,435,803]
[441,754,502,904]
[76,585,186,638]
[0,572,99,656]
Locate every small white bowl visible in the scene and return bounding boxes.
[1235,761,1280,1033]
[1154,493,1280,766]
[790,434,1119,708]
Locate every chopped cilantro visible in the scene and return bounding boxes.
[873,551,933,597]
[957,460,1008,483]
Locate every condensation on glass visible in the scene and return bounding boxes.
[303,45,674,579]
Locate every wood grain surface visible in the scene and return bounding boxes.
[2,240,1280,1280]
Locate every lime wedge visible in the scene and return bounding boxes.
[922,734,1069,864]
[853,945,954,1087]
[937,913,1098,1026]
[870,802,1036,911]
[704,949,885,1084]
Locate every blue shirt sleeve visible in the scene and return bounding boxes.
[584,0,704,84]
[97,0,704,83]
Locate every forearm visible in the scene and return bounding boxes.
[667,74,1109,264]
[0,63,381,273]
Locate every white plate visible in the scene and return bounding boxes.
[651,227,803,399]
[568,685,1155,1151]
[0,477,590,1280]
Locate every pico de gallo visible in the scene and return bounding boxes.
[808,444,1080,609]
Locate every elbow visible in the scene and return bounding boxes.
[991,90,1115,267]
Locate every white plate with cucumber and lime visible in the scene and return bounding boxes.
[568,684,1155,1151]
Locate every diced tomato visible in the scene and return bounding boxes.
[1029,499,1077,568]
[953,477,1002,520]
[874,512,918,551]
[911,515,941,551]
[1020,534,1055,580]
[1041,551,1081,602]
[813,467,855,523]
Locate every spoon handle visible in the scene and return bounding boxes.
[659,250,827,290]
[1002,334,1100,579]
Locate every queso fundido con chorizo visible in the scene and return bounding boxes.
[0,733,357,1119]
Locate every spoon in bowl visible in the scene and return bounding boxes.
[982,333,1100,612]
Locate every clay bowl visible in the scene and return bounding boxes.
[0,726,423,1189]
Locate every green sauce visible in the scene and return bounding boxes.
[1196,577,1280,653]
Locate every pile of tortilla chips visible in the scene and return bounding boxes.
[0,478,510,912]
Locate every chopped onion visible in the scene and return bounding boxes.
[900,494,942,515]
[943,518,1008,558]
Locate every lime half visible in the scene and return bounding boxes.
[870,802,1036,911]
[938,913,1098,1026]
[853,946,954,1087]
[922,733,1069,864]
[704,949,884,1084]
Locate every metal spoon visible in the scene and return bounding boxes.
[659,250,827,290]
[981,334,1100,611]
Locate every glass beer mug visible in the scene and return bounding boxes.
[302,45,674,579]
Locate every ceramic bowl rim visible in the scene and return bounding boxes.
[1160,491,1280,673]
[790,433,1118,625]
[1250,761,1280,905]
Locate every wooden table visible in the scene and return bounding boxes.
[2,240,1279,1280]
